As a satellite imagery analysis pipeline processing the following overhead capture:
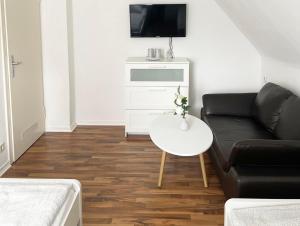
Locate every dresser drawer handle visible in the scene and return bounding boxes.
[147,66,167,69]
[149,113,162,116]
[148,88,167,92]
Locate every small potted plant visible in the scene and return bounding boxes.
[174,86,190,130]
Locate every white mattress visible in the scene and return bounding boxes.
[225,199,300,226]
[229,204,300,226]
[0,179,77,226]
[52,185,76,226]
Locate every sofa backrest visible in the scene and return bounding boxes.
[203,93,257,117]
[253,83,293,133]
[275,96,300,140]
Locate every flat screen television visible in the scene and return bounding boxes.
[130,4,186,37]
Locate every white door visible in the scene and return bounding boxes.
[2,0,45,161]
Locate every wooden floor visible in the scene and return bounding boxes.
[3,126,225,226]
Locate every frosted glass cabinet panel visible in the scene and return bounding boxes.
[125,60,189,87]
[131,69,184,82]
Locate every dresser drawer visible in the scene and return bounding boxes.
[125,63,189,86]
[125,86,188,110]
[125,110,172,134]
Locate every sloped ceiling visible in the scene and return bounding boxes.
[215,0,300,65]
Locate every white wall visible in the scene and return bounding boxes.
[41,0,76,131]
[71,0,261,125]
[215,0,300,65]
[262,57,300,96]
[214,0,300,98]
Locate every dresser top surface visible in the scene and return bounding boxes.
[126,57,189,64]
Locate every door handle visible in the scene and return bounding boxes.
[11,55,22,66]
[12,61,22,66]
[10,55,22,78]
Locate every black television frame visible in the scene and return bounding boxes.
[129,4,187,38]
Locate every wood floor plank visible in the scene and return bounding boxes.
[2,126,225,225]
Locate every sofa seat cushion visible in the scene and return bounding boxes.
[203,115,274,171]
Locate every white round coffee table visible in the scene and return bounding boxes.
[149,114,213,188]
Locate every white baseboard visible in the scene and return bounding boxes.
[47,121,124,131]
[0,161,11,176]
[77,120,124,126]
[46,123,77,132]
[70,122,77,132]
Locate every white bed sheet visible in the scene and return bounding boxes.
[0,179,78,226]
[225,199,300,226]
[52,184,76,226]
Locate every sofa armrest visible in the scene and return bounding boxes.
[202,93,257,117]
[229,139,300,168]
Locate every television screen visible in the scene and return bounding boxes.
[130,4,186,37]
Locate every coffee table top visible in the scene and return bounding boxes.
[149,114,213,156]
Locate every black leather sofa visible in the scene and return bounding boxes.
[201,83,300,198]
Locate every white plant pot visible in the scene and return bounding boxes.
[180,118,189,131]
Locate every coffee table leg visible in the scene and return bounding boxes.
[158,151,167,188]
[199,154,208,188]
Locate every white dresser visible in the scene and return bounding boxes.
[125,57,190,136]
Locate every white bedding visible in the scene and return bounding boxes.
[229,204,300,226]
[0,181,74,226]
[225,199,300,226]
[52,186,76,226]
